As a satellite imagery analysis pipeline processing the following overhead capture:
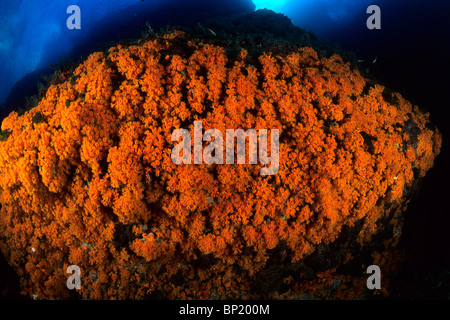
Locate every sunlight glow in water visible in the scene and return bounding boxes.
[252,0,293,12]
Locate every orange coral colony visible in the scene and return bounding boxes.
[0,30,442,299]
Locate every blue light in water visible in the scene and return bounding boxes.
[252,0,292,12]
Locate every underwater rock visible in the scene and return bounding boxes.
[0,11,442,299]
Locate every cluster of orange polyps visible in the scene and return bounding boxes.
[0,30,442,299]
[170,120,280,175]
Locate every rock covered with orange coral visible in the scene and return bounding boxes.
[0,29,441,299]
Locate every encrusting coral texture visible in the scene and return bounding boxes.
[0,30,442,299]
